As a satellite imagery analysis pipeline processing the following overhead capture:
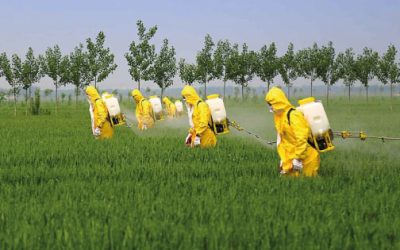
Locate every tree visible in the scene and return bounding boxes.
[22,47,41,115]
[40,45,69,114]
[86,31,117,88]
[278,43,298,99]
[377,44,400,109]
[125,20,157,90]
[226,43,257,100]
[69,43,90,104]
[178,58,197,86]
[318,41,342,105]
[257,42,279,92]
[354,47,379,103]
[196,34,215,98]
[0,53,23,116]
[337,48,357,102]
[22,48,41,101]
[152,39,176,99]
[296,43,320,96]
[214,39,231,98]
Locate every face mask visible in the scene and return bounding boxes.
[268,105,274,113]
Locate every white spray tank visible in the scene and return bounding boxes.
[297,97,334,152]
[102,93,126,126]
[175,100,184,115]
[149,96,164,120]
[205,94,229,135]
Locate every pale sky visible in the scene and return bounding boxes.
[0,0,399,90]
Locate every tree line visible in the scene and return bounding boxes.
[1,20,400,116]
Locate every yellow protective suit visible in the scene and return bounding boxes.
[181,85,217,148]
[131,89,155,130]
[85,86,114,139]
[265,87,320,177]
[163,97,176,118]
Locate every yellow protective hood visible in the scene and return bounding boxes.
[181,85,201,105]
[131,89,144,104]
[163,97,172,105]
[86,86,101,104]
[265,87,293,112]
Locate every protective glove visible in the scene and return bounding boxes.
[193,136,201,146]
[185,133,192,145]
[94,127,101,137]
[292,159,303,171]
[143,124,147,130]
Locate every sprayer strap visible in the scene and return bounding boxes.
[286,108,295,126]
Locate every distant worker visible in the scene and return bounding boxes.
[265,87,320,177]
[131,89,155,130]
[181,85,217,148]
[85,86,114,139]
[162,97,176,118]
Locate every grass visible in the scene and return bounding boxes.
[0,97,399,249]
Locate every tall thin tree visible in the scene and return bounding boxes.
[86,31,117,88]
[196,34,215,98]
[152,39,176,99]
[125,20,157,90]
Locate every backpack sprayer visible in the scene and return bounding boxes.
[149,96,164,121]
[101,92,127,126]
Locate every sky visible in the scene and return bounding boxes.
[0,0,399,90]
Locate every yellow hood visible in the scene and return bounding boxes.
[86,86,101,104]
[163,97,172,105]
[181,85,201,105]
[131,89,144,104]
[265,87,293,112]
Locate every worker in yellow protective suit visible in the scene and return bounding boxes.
[265,87,320,177]
[162,97,176,118]
[131,89,155,130]
[85,86,114,139]
[181,85,217,148]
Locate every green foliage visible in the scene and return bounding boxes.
[3,53,23,116]
[196,34,215,97]
[44,88,54,97]
[152,39,176,98]
[296,43,320,96]
[226,43,257,100]
[125,20,157,90]
[377,45,400,102]
[86,31,117,87]
[22,47,41,98]
[178,58,197,85]
[257,42,279,91]
[354,47,379,101]
[278,43,298,98]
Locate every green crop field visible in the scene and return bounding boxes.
[0,97,399,249]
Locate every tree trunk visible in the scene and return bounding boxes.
[287,85,291,99]
[25,88,28,116]
[138,80,141,91]
[94,76,97,88]
[267,80,271,92]
[366,85,369,104]
[241,84,244,100]
[390,82,393,111]
[76,86,79,106]
[161,87,165,100]
[310,78,313,97]
[348,85,351,103]
[55,83,58,115]
[13,88,17,117]
[204,80,207,99]
[326,85,330,106]
[223,80,226,100]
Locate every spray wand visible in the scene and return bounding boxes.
[228,119,276,146]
